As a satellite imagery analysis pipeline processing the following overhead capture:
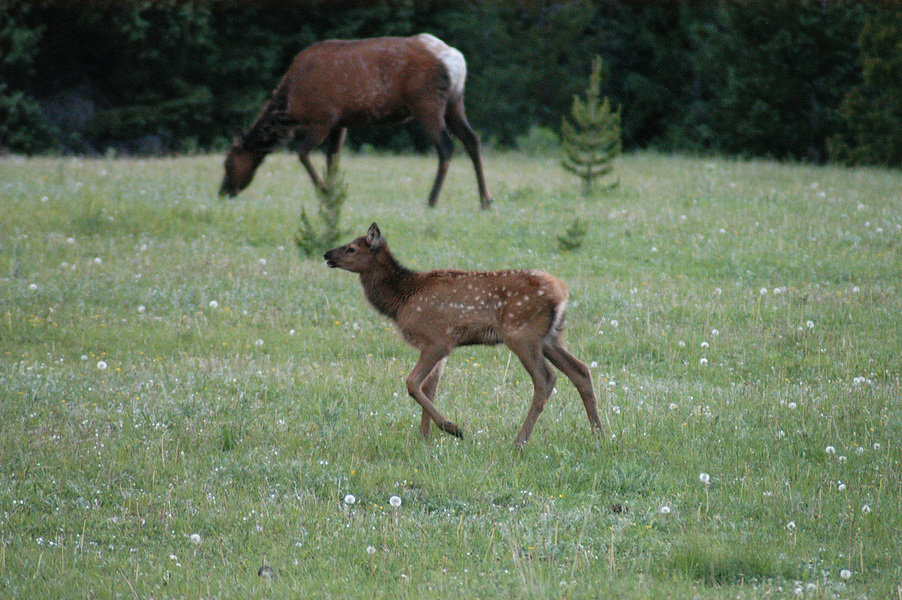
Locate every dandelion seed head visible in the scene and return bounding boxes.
[97,361,108,370]
[699,472,710,485]
[699,357,708,366]
[861,504,871,514]
[138,305,146,314]
[838,483,846,492]
[389,495,402,508]
[343,494,356,505]
[786,520,796,532]
[29,283,38,291]
[366,545,376,555]
[825,445,836,455]
[93,257,102,265]
[190,533,202,545]
[659,505,671,515]
[840,569,851,581]
[209,300,219,309]
[806,320,814,329]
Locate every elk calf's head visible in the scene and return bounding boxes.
[323,224,384,273]
[324,223,604,447]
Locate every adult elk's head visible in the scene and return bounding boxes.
[219,138,265,197]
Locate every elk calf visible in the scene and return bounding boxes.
[324,223,603,447]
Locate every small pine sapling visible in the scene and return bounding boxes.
[561,55,622,195]
[295,158,349,257]
[557,217,589,252]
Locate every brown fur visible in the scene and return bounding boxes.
[324,223,604,447]
[220,34,492,209]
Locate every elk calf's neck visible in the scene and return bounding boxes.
[324,223,604,447]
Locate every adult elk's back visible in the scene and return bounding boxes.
[324,223,604,447]
[219,34,493,209]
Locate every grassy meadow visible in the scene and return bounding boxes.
[1,149,900,598]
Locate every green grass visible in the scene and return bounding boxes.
[1,150,900,598]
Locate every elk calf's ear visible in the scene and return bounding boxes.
[366,223,383,250]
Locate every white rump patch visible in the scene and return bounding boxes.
[416,33,466,97]
[552,299,567,332]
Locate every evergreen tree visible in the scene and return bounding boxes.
[829,7,902,166]
[560,55,621,195]
[295,157,349,258]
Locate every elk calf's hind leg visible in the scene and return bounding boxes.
[543,340,604,435]
[508,338,558,448]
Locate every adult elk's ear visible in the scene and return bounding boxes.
[366,222,383,250]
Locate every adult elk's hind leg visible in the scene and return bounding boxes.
[446,98,492,209]
[427,130,454,208]
[543,336,604,436]
[411,102,454,208]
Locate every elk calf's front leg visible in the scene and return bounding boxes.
[405,350,461,439]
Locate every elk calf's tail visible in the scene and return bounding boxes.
[324,223,603,447]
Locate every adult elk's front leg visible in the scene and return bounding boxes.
[296,123,335,192]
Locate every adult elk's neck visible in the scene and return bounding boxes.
[359,250,420,320]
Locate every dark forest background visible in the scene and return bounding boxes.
[2,0,900,167]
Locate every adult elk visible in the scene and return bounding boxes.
[324,223,604,447]
[219,34,493,209]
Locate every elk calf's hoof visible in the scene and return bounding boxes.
[442,422,463,439]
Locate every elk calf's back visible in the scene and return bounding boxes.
[324,223,604,447]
